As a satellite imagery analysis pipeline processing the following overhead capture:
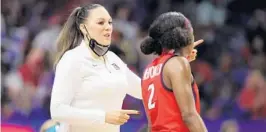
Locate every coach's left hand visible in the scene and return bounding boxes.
[187,39,204,62]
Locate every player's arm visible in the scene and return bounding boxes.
[164,56,207,132]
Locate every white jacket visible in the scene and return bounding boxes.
[50,40,142,132]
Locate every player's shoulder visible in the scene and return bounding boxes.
[165,56,189,67]
[164,56,190,73]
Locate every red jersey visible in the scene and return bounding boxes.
[141,53,201,132]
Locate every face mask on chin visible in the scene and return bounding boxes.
[83,25,110,56]
[88,38,110,56]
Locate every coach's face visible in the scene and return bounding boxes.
[81,7,113,45]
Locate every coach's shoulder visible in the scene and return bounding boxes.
[107,51,127,68]
[56,50,82,70]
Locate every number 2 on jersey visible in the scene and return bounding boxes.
[148,84,156,109]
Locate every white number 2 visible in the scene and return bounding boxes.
[148,84,156,110]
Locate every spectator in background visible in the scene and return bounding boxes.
[112,2,139,68]
[1,25,30,69]
[4,48,48,116]
[135,18,156,74]
[111,29,138,69]
[191,59,213,113]
[32,15,63,65]
[109,41,126,60]
[112,1,138,40]
[1,86,13,120]
[238,70,266,119]
[1,13,6,34]
[246,9,266,55]
[196,0,227,27]
[206,52,239,119]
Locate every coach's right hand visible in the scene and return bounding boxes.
[105,110,140,125]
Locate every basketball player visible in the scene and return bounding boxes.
[140,12,208,132]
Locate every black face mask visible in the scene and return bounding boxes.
[84,25,110,56]
[88,39,110,56]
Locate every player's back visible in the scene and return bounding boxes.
[141,53,200,132]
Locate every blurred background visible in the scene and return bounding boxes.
[1,0,266,131]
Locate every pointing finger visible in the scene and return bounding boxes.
[120,110,140,115]
[193,39,204,47]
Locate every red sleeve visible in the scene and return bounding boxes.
[193,82,201,113]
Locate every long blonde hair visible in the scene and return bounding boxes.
[54,4,102,68]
